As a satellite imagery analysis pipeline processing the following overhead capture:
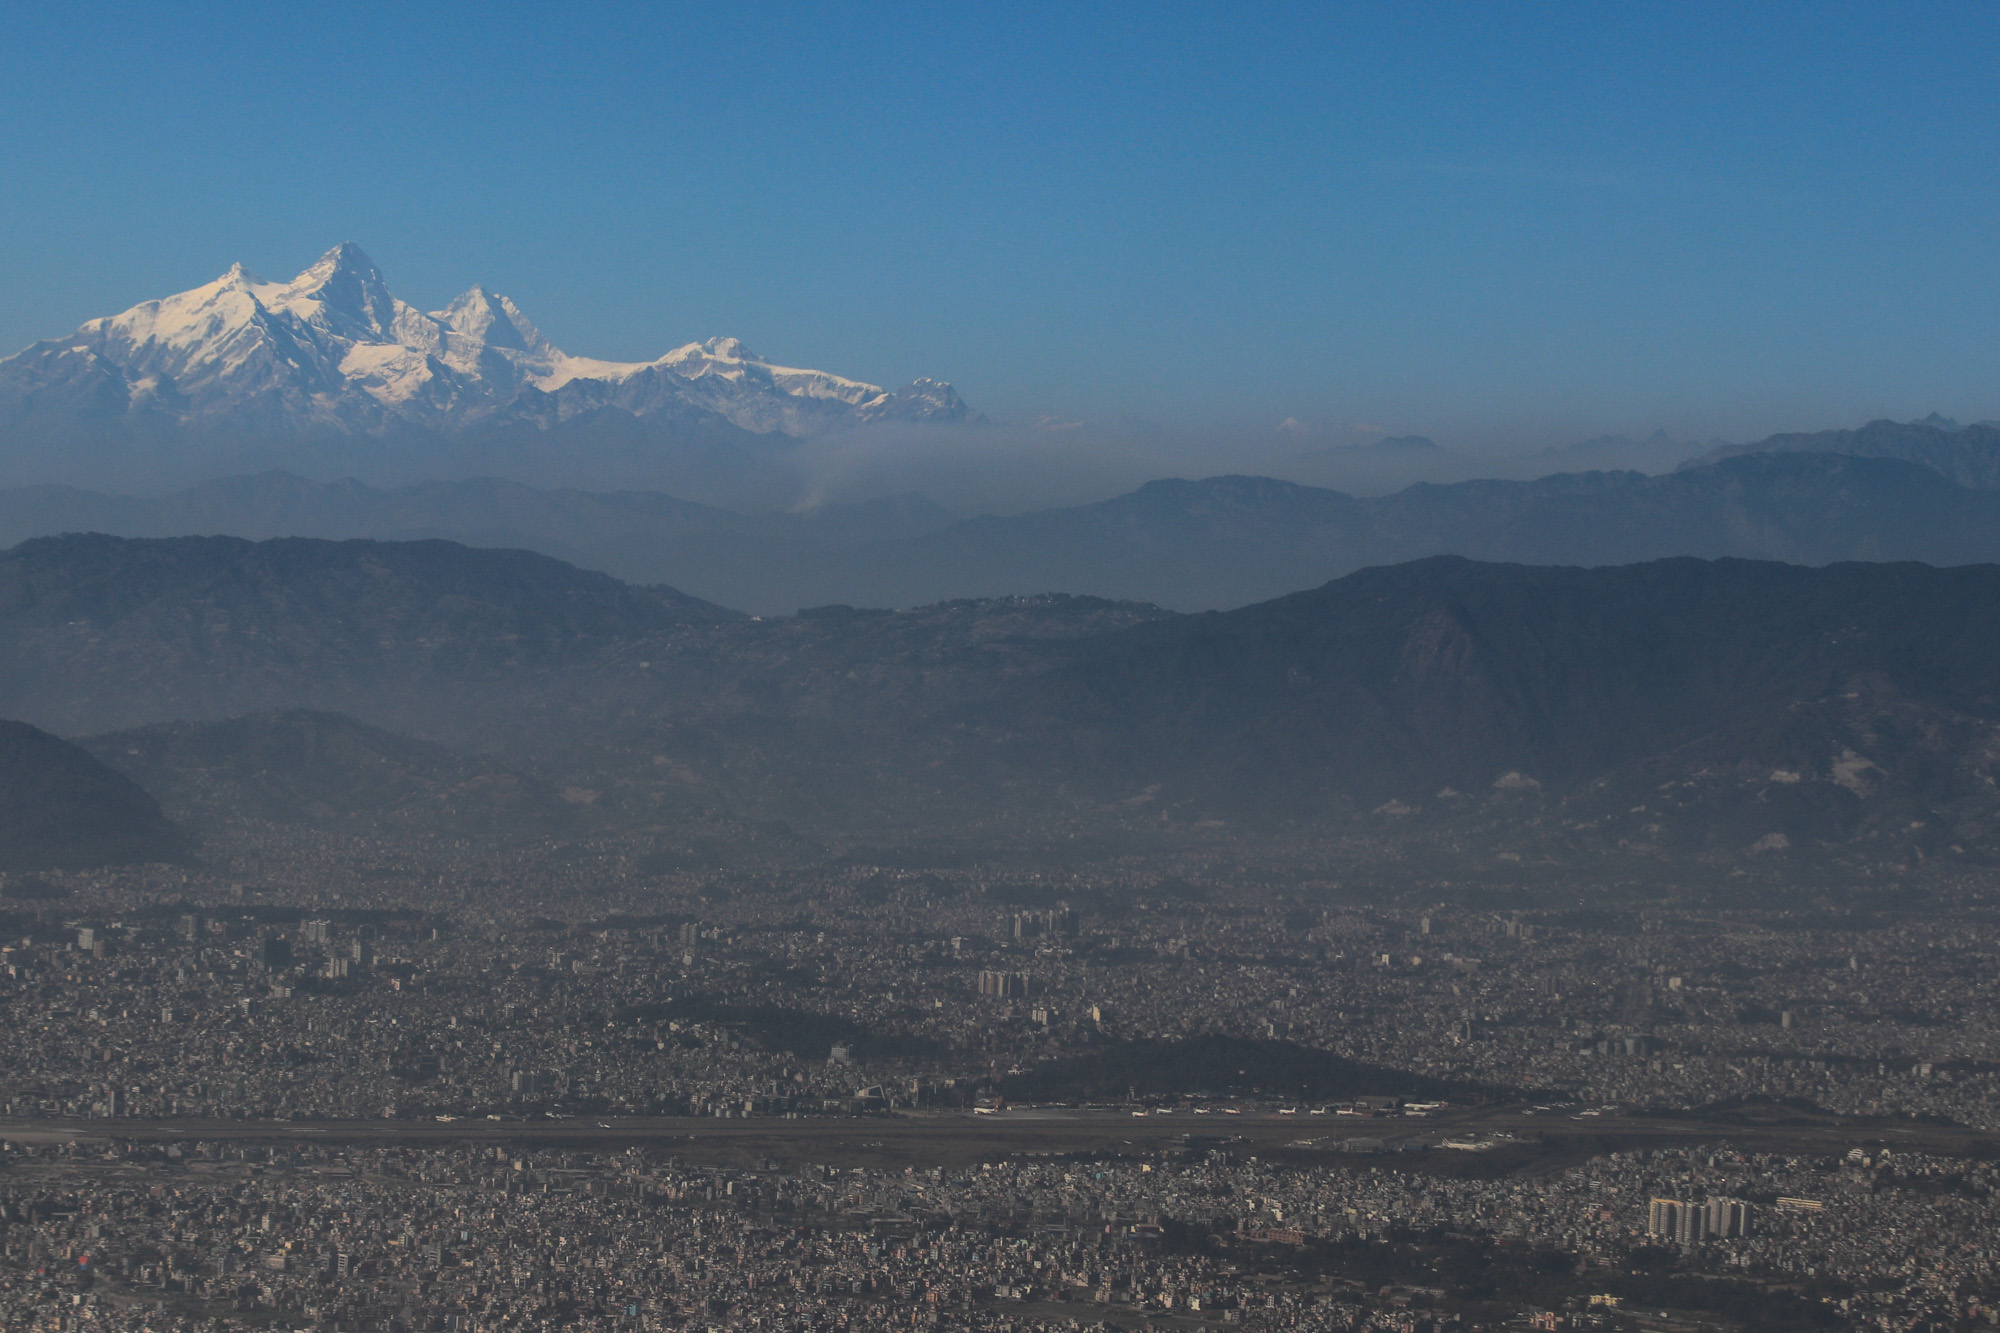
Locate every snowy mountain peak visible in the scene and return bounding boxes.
[434,285,551,356]
[266,242,402,343]
[294,240,378,282]
[702,336,756,361]
[0,245,973,441]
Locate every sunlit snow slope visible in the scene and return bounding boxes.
[0,244,970,438]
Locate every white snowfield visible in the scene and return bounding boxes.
[0,243,967,437]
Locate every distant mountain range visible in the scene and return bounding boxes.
[3,533,1999,879]
[1685,414,2000,489]
[9,246,2000,879]
[0,244,972,487]
[4,443,2000,613]
[755,449,2000,611]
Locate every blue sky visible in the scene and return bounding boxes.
[2,1,1997,446]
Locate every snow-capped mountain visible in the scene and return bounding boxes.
[0,244,971,438]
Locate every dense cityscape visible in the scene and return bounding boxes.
[1,826,1997,1332]
[5,1134,1998,1333]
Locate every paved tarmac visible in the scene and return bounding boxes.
[3,1102,1993,1170]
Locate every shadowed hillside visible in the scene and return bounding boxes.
[5,535,2000,872]
[83,709,578,838]
[0,720,185,869]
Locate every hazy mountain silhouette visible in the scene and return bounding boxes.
[2,535,1999,870]
[1,449,1997,613]
[0,534,733,737]
[785,452,2000,610]
[1686,417,2000,489]
[1021,556,2000,807]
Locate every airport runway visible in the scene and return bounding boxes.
[3,1103,1993,1170]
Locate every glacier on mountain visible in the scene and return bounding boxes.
[0,243,971,438]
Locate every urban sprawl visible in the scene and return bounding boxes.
[3,834,1999,1332]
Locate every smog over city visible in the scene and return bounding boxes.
[3,6,2000,1333]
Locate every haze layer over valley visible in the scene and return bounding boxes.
[0,422,1990,613]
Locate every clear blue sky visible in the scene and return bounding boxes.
[2,1,1997,446]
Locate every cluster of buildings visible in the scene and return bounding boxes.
[1643,1196,1748,1245]
[3,821,1999,1328]
[1,1137,1996,1331]
[5,864,2000,1133]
